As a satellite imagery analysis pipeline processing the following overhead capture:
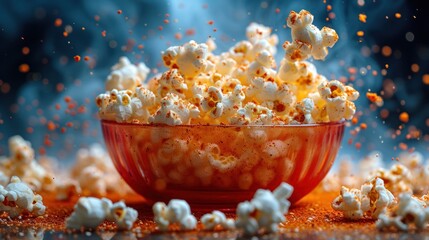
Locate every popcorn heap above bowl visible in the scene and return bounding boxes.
[96,10,359,125]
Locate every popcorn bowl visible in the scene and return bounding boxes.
[101,120,345,210]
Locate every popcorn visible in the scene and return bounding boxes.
[246,22,278,49]
[0,135,54,192]
[235,182,293,235]
[331,177,395,219]
[201,85,245,121]
[149,93,200,125]
[230,102,274,125]
[162,40,211,79]
[66,197,138,230]
[71,144,132,197]
[318,80,359,121]
[156,69,188,98]
[200,210,235,230]
[285,9,338,61]
[97,10,356,125]
[366,164,413,196]
[246,50,276,83]
[376,193,427,231]
[152,199,197,231]
[106,56,150,91]
[0,176,46,218]
[246,77,295,116]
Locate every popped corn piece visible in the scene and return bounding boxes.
[285,10,338,61]
[78,166,106,196]
[152,199,197,231]
[157,138,188,166]
[162,40,210,79]
[246,22,278,47]
[156,69,188,98]
[361,177,395,218]
[0,135,54,192]
[201,210,235,230]
[246,50,276,83]
[134,86,157,122]
[246,77,295,116]
[201,85,245,121]
[71,144,132,197]
[66,197,112,230]
[230,102,274,125]
[376,193,427,231]
[66,197,138,230]
[0,176,46,218]
[294,98,315,123]
[149,93,200,125]
[277,60,316,84]
[331,186,366,219]
[105,56,150,91]
[228,41,253,64]
[235,182,293,235]
[208,154,238,173]
[318,80,359,121]
[107,201,138,230]
[215,54,237,76]
[367,164,413,196]
[332,177,394,219]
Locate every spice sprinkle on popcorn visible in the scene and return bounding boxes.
[96,9,359,126]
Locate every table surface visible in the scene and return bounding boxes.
[0,189,427,239]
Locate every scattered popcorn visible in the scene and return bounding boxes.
[376,193,427,231]
[66,197,138,230]
[235,182,293,235]
[200,210,235,230]
[366,164,413,196]
[105,56,150,91]
[96,10,357,125]
[331,177,394,219]
[70,144,132,197]
[152,199,197,231]
[0,135,54,192]
[0,176,46,218]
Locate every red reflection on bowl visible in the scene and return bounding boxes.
[101,120,344,210]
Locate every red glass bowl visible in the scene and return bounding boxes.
[101,120,344,210]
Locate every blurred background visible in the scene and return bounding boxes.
[0,0,428,167]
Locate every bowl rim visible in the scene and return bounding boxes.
[100,119,345,128]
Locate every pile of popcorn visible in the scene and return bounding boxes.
[0,176,46,218]
[96,9,359,125]
[0,135,55,192]
[0,135,132,201]
[58,143,133,199]
[329,151,429,231]
[152,182,294,236]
